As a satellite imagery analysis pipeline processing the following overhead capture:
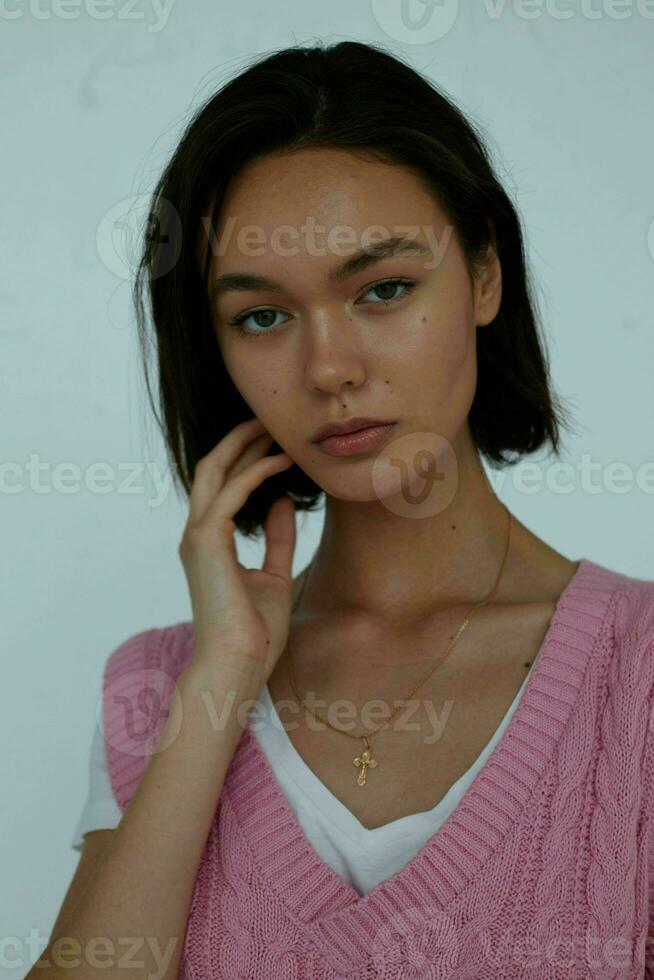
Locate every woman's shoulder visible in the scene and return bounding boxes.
[582,561,654,706]
[100,621,195,812]
[604,563,654,642]
[571,558,654,685]
[579,557,654,624]
[102,620,195,686]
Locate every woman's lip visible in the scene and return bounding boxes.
[314,422,397,457]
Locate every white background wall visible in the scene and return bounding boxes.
[3,1,653,974]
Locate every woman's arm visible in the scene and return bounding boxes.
[27,657,265,980]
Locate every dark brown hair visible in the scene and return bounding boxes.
[133,39,576,538]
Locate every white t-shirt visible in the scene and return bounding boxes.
[72,668,534,897]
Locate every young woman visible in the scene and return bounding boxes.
[38,40,654,980]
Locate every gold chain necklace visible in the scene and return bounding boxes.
[285,503,512,788]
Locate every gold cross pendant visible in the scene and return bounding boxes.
[353,735,378,787]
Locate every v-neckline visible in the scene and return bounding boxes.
[256,663,534,843]
[220,557,616,968]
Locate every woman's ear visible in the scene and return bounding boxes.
[473,221,502,328]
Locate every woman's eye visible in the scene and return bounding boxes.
[361,278,416,304]
[227,277,417,338]
[227,308,287,337]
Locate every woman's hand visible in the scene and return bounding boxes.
[178,417,297,684]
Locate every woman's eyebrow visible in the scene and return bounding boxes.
[209,235,431,301]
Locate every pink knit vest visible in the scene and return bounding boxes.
[102,558,654,978]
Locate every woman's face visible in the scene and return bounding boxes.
[200,147,501,502]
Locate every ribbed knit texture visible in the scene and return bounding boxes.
[102,558,654,978]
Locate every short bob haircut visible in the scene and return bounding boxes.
[134,39,575,539]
